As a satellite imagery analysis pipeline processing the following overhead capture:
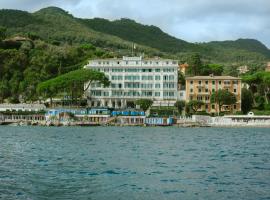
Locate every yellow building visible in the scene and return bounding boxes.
[265,62,270,72]
[186,76,242,114]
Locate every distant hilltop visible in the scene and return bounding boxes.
[0,6,270,66]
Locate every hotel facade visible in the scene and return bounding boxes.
[84,56,179,109]
[185,76,242,113]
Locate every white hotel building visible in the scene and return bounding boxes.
[84,56,181,109]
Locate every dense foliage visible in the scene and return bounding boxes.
[37,69,110,106]
[186,54,224,76]
[135,99,153,112]
[0,26,112,103]
[210,89,237,115]
[174,100,186,115]
[0,7,269,67]
[241,88,253,114]
[187,100,204,113]
[242,71,270,110]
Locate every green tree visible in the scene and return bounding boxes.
[255,95,265,110]
[187,53,202,76]
[241,88,253,114]
[135,99,153,112]
[37,69,110,107]
[201,64,223,76]
[0,80,9,103]
[211,89,237,115]
[174,100,186,115]
[242,71,270,105]
[187,100,204,113]
[0,26,6,40]
[178,71,185,85]
[262,73,270,104]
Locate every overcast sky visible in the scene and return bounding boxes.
[1,0,270,48]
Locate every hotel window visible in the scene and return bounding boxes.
[98,61,101,65]
[234,89,237,93]
[234,104,237,109]
[155,69,160,72]
[233,80,238,84]
[205,96,210,101]
[156,62,159,64]
[136,61,139,65]
[142,69,152,72]
[169,92,175,97]
[205,81,208,85]
[199,81,202,85]
[212,88,215,92]
[163,75,168,81]
[169,75,174,80]
[205,88,208,92]
[155,92,160,97]
[112,68,123,72]
[103,92,109,97]
[219,81,222,85]
[190,88,193,93]
[117,61,120,64]
[144,61,148,64]
[155,75,161,80]
[126,61,128,64]
[170,83,175,88]
[212,105,215,109]
[166,61,169,64]
[198,88,202,93]
[190,81,193,84]
[155,83,160,88]
[205,104,208,109]
[212,81,215,85]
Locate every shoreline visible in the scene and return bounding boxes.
[1,121,270,128]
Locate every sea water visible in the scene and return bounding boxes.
[0,126,269,200]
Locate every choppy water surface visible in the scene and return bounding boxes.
[0,126,270,200]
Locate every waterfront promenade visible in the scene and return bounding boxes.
[1,112,270,127]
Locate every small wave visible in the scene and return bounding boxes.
[163,190,185,194]
[102,170,120,175]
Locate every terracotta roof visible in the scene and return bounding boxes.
[185,76,241,80]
